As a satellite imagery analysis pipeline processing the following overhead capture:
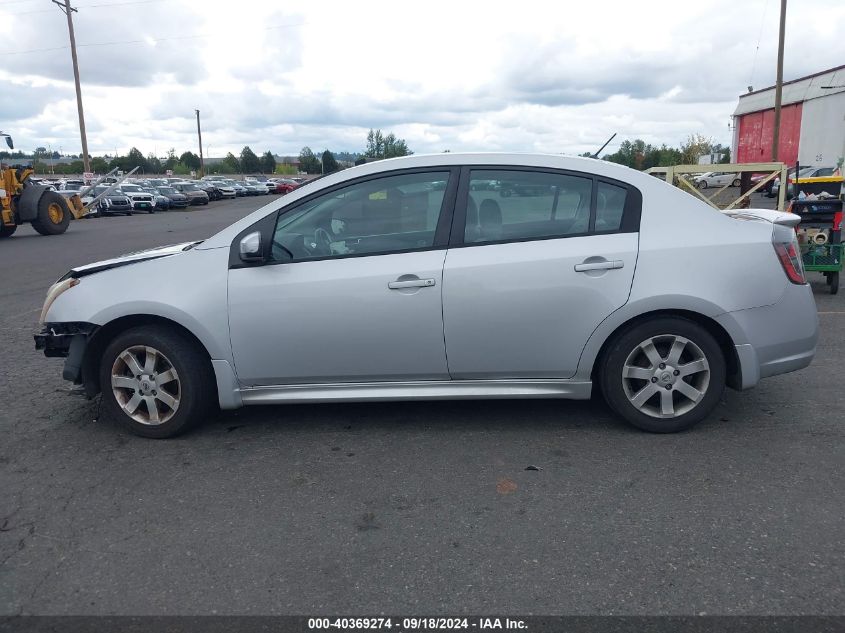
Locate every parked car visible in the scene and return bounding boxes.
[172,182,210,205]
[750,172,774,195]
[268,178,299,194]
[156,186,189,209]
[215,183,237,199]
[225,181,248,197]
[88,186,133,216]
[694,172,740,189]
[239,182,266,196]
[59,179,86,191]
[196,182,224,201]
[118,184,157,213]
[143,187,172,212]
[34,153,818,438]
[770,166,836,199]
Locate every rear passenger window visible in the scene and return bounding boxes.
[595,182,627,232]
[465,170,593,244]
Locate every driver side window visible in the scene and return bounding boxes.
[271,171,451,262]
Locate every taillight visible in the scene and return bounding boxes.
[773,238,806,284]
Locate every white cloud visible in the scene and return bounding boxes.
[2,0,843,158]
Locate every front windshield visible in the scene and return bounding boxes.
[181,184,199,191]
[159,187,176,194]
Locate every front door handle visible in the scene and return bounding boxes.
[388,278,436,289]
[574,260,624,272]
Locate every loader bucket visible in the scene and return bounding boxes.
[66,194,86,219]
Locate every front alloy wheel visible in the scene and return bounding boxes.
[99,326,214,438]
[601,317,725,432]
[111,345,180,425]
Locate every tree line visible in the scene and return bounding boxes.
[12,128,414,177]
[596,134,730,170]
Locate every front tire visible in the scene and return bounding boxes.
[732,178,741,187]
[0,223,17,238]
[98,326,215,438]
[600,317,726,433]
[31,191,72,235]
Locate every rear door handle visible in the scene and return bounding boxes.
[388,278,436,289]
[574,260,624,272]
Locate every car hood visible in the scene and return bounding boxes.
[59,241,201,281]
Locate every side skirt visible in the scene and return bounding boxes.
[239,379,593,405]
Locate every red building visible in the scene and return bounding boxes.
[732,65,845,169]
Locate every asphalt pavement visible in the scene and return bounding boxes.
[1,193,843,616]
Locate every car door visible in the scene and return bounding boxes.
[442,167,639,379]
[227,169,457,386]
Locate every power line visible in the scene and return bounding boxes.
[748,0,772,88]
[0,21,308,55]
[10,0,167,16]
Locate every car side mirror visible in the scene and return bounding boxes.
[239,231,264,263]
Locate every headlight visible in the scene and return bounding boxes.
[39,277,80,324]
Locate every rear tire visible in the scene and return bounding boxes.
[830,271,840,295]
[31,191,72,235]
[600,317,726,433]
[98,325,215,438]
[732,178,741,187]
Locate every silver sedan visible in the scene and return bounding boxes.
[36,153,818,438]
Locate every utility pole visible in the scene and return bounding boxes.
[771,0,787,161]
[53,0,90,175]
[195,109,204,177]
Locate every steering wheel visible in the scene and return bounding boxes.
[311,227,333,256]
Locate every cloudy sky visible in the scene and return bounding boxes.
[1,0,843,159]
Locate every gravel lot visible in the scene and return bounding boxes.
[1,193,843,615]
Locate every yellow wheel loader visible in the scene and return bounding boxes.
[0,133,86,238]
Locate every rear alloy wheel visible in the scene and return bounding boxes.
[32,191,72,235]
[601,317,725,432]
[99,326,215,438]
[732,178,741,187]
[697,180,708,189]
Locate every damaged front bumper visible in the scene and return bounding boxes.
[34,322,98,383]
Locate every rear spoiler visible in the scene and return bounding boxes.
[722,208,801,228]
